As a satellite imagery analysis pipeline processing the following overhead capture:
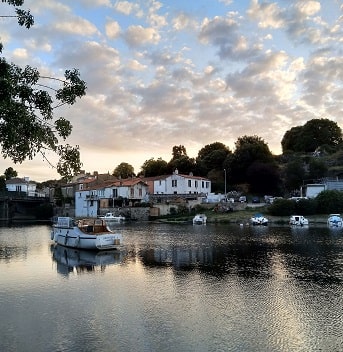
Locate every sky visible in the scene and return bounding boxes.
[0,0,343,181]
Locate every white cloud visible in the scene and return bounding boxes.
[1,0,343,180]
[247,0,285,29]
[114,1,140,16]
[105,20,121,39]
[124,25,161,46]
[54,18,99,36]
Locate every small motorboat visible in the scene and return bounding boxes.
[193,214,207,225]
[51,217,122,250]
[98,212,126,222]
[250,213,268,226]
[289,215,309,226]
[327,214,343,228]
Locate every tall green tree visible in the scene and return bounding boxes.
[195,142,231,176]
[4,167,17,180]
[246,161,281,194]
[283,158,306,194]
[229,135,274,185]
[167,145,195,174]
[307,158,328,181]
[113,162,135,179]
[140,157,168,177]
[0,175,5,191]
[281,118,343,153]
[0,1,86,179]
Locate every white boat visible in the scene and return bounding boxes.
[51,217,122,250]
[289,215,309,226]
[327,214,343,228]
[193,214,207,225]
[250,213,268,226]
[99,212,126,222]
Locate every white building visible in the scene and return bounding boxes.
[5,177,41,197]
[150,170,211,195]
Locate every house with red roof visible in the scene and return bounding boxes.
[75,177,149,218]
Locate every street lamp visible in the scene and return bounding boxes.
[224,169,227,201]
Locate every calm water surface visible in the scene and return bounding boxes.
[0,222,342,352]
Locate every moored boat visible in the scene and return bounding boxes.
[289,215,309,226]
[327,214,343,228]
[193,214,207,225]
[250,213,268,226]
[51,217,122,250]
[99,212,126,222]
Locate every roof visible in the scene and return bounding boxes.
[6,177,36,185]
[141,173,210,182]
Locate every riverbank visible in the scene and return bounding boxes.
[157,207,329,225]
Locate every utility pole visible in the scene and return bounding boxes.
[224,169,227,201]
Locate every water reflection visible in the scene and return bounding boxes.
[133,224,343,285]
[1,224,343,352]
[51,245,124,276]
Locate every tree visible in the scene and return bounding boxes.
[316,190,343,214]
[0,1,86,179]
[196,142,231,176]
[171,145,187,159]
[281,118,343,153]
[246,161,281,194]
[229,135,274,185]
[307,158,328,181]
[0,175,5,191]
[283,158,306,194]
[4,167,17,180]
[113,162,135,178]
[140,157,168,177]
[167,145,195,174]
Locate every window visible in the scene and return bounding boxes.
[206,182,209,188]
[130,188,134,197]
[202,181,204,188]
[188,180,191,187]
[172,180,177,187]
[112,189,118,198]
[139,189,142,197]
[195,181,198,188]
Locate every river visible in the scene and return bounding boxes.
[0,222,342,352]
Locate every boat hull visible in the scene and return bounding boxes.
[193,214,207,225]
[289,215,309,227]
[327,214,343,228]
[250,214,268,226]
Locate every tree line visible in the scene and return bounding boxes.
[112,118,343,197]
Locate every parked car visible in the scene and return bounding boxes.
[252,196,260,203]
[239,196,247,203]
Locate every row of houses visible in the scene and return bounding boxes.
[61,169,212,218]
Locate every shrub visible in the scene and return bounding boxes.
[268,199,295,216]
[315,190,343,214]
[294,198,317,215]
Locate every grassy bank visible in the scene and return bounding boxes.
[157,207,329,225]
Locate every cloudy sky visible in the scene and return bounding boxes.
[1,0,342,181]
